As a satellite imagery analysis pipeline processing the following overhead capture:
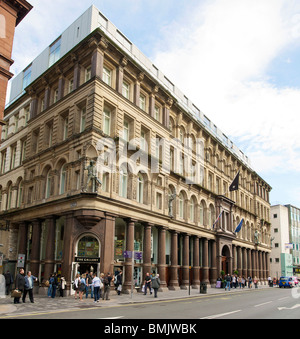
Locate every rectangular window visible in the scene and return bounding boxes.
[49,38,61,67]
[123,120,129,142]
[22,65,32,90]
[156,192,162,210]
[154,106,160,122]
[122,81,130,99]
[10,145,17,170]
[63,116,69,140]
[103,66,111,86]
[68,78,74,93]
[139,94,146,111]
[80,107,86,132]
[85,66,91,82]
[103,108,111,135]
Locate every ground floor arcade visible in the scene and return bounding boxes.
[2,208,270,294]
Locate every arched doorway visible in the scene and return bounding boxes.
[74,235,101,277]
[221,245,231,274]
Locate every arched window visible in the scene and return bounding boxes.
[17,180,23,207]
[190,197,195,222]
[6,183,12,210]
[45,170,52,198]
[59,164,67,194]
[137,173,144,204]
[179,192,184,219]
[119,164,128,198]
[208,204,215,228]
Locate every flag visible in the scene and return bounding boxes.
[234,218,244,233]
[229,171,240,192]
[213,210,223,229]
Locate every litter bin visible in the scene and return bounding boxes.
[200,282,207,294]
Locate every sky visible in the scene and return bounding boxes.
[8,0,300,208]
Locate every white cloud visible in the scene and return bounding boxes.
[153,0,300,174]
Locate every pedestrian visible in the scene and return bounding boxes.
[247,276,252,288]
[151,273,160,298]
[86,271,94,299]
[242,276,245,288]
[225,274,231,291]
[48,274,54,297]
[144,272,152,295]
[22,271,38,303]
[238,276,242,288]
[79,273,86,301]
[232,275,237,289]
[254,276,258,289]
[74,273,81,299]
[14,268,25,304]
[115,270,122,295]
[92,273,101,303]
[268,276,272,287]
[4,270,13,296]
[99,273,105,299]
[51,272,58,298]
[102,272,112,300]
[59,276,66,297]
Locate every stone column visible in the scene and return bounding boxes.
[192,236,200,288]
[242,247,247,277]
[202,238,210,284]
[143,223,152,278]
[18,222,28,260]
[210,239,217,285]
[61,213,75,287]
[43,216,56,283]
[180,233,189,289]
[247,248,252,278]
[134,72,144,106]
[251,250,256,278]
[123,219,136,293]
[169,231,179,290]
[157,226,167,290]
[90,37,108,80]
[237,246,242,276]
[30,219,41,278]
[73,62,81,91]
[116,56,128,94]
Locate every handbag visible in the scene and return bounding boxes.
[11,289,22,298]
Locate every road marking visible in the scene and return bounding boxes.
[254,301,272,307]
[200,310,242,319]
[278,297,289,301]
[278,304,300,311]
[98,316,124,319]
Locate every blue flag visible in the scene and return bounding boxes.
[234,218,244,233]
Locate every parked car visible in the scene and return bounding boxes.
[279,276,295,288]
[292,277,299,285]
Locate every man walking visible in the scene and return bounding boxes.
[144,272,152,295]
[4,270,13,295]
[225,274,231,291]
[23,271,38,303]
[102,272,112,300]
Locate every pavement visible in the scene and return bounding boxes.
[0,284,272,318]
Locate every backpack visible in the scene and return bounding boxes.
[103,276,109,286]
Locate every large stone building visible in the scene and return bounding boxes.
[0,6,272,293]
[0,0,32,127]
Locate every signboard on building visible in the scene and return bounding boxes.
[17,254,25,268]
[75,257,100,263]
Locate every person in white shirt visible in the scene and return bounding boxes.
[92,273,101,303]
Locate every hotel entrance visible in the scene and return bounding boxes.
[73,235,101,278]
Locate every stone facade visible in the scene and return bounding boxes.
[0,13,271,292]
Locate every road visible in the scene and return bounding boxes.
[2,287,299,320]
